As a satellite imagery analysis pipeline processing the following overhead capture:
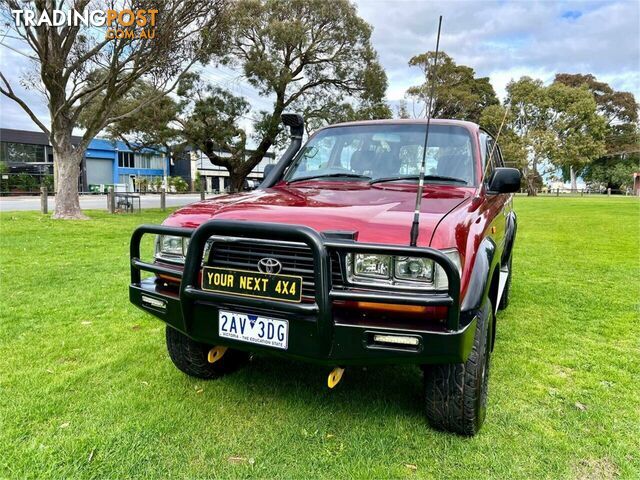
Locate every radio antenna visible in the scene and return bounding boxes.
[409,15,442,247]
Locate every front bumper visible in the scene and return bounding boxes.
[129,221,477,366]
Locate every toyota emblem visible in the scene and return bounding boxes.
[257,257,282,274]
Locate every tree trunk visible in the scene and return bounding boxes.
[570,166,577,192]
[229,169,246,193]
[52,142,88,219]
[526,159,538,197]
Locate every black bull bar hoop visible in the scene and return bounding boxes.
[131,220,461,330]
[130,220,463,356]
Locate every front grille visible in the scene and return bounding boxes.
[208,240,343,300]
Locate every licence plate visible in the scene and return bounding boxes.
[218,310,288,350]
[202,267,302,303]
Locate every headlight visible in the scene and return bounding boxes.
[155,235,209,264]
[346,249,461,290]
[155,235,189,263]
[353,254,391,278]
[158,236,186,256]
[395,257,434,282]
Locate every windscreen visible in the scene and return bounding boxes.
[284,124,475,185]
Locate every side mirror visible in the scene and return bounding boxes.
[487,167,521,194]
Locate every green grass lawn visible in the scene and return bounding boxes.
[1,197,638,479]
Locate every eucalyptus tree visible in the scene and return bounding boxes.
[0,0,228,218]
[406,51,498,123]
[202,0,390,191]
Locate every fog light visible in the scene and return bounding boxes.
[372,334,420,346]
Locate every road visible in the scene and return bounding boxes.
[0,194,207,212]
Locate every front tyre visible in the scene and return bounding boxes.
[165,326,248,379]
[423,300,493,436]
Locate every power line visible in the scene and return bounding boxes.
[0,41,36,60]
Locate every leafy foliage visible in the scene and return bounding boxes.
[97,0,391,192]
[407,51,499,122]
[479,77,606,195]
[212,0,390,190]
[554,73,639,190]
[0,0,228,218]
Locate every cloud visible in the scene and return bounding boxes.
[1,0,638,132]
[355,0,640,101]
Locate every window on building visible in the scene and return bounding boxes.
[0,142,51,163]
[134,153,165,170]
[118,151,134,168]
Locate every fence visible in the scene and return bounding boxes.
[517,187,636,197]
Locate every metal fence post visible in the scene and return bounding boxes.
[40,186,48,214]
[108,186,115,213]
[160,187,166,211]
[200,176,205,201]
[556,188,559,197]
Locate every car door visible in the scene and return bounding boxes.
[480,132,508,253]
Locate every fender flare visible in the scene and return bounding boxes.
[461,237,497,312]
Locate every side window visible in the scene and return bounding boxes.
[485,137,495,179]
[483,134,504,182]
[494,143,505,167]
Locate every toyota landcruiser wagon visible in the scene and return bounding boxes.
[129,115,520,435]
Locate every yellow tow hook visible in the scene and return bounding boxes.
[207,346,228,364]
[327,367,345,389]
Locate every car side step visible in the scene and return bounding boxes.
[496,265,509,314]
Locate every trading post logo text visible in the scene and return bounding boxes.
[11,8,158,39]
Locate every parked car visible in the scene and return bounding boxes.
[129,115,520,435]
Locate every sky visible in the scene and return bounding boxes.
[0,0,639,134]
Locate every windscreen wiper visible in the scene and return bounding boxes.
[369,175,467,185]
[287,173,371,184]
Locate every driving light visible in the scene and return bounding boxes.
[373,334,420,346]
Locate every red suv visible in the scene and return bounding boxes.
[129,115,520,435]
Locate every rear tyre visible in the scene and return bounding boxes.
[498,255,512,311]
[165,326,248,379]
[423,300,493,436]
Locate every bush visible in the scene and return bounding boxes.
[10,173,39,192]
[168,176,189,193]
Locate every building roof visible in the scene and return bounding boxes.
[0,128,81,146]
[0,128,165,154]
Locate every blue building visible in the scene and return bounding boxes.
[83,137,169,191]
[0,128,170,192]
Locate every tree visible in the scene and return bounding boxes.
[546,82,607,190]
[407,51,498,122]
[487,77,605,195]
[0,0,227,218]
[582,151,639,191]
[554,73,639,188]
[479,105,526,169]
[89,0,390,192]
[554,73,638,128]
[205,0,389,192]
